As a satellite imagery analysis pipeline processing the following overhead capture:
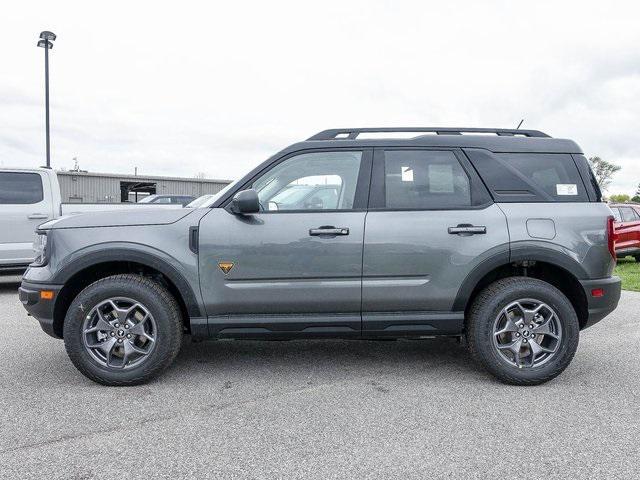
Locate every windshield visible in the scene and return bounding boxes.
[195,180,241,207]
[186,194,215,208]
[138,195,158,203]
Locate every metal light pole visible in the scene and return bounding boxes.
[37,31,56,169]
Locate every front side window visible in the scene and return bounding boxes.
[0,172,44,204]
[383,150,471,209]
[252,151,362,211]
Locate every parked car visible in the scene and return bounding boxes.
[609,203,640,261]
[266,184,341,211]
[19,127,620,386]
[185,194,216,208]
[0,167,181,272]
[138,194,196,206]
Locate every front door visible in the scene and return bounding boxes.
[198,149,372,338]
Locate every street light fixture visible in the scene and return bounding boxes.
[37,31,56,168]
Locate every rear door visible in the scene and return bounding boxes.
[362,148,509,335]
[0,171,52,266]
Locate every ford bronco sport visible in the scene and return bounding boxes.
[19,127,621,386]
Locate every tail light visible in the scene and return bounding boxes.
[607,216,617,261]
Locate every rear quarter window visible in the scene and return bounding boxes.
[465,149,589,203]
[0,172,44,204]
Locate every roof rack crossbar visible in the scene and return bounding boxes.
[307,127,550,141]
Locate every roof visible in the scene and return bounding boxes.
[56,170,232,184]
[294,127,583,154]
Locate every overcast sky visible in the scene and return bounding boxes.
[1,0,639,193]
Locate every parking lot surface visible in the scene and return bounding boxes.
[0,274,638,479]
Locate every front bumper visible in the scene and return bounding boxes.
[19,281,63,339]
[579,276,621,329]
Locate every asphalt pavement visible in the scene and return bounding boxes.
[0,274,638,479]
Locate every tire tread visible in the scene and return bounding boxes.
[466,277,579,386]
[64,274,183,386]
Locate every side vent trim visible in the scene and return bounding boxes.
[189,226,199,254]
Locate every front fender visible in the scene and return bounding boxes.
[50,242,203,318]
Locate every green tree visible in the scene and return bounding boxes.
[588,156,621,191]
[632,183,640,203]
[609,193,630,203]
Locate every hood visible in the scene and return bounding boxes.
[40,208,194,230]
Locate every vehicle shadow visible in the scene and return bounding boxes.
[0,274,21,292]
[170,335,485,382]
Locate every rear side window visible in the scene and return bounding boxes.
[620,207,639,222]
[0,172,43,204]
[465,149,589,203]
[383,150,471,209]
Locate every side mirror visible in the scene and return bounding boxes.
[230,189,260,215]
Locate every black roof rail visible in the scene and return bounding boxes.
[307,127,551,141]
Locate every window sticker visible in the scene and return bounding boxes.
[401,166,414,182]
[556,184,578,196]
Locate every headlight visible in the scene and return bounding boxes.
[32,231,49,266]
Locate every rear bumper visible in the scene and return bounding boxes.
[579,276,621,329]
[615,247,640,258]
[18,281,63,339]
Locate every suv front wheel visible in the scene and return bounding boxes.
[63,274,183,386]
[466,277,579,385]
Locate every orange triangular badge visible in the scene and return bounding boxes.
[218,262,234,274]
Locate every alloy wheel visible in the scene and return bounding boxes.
[82,297,157,369]
[492,299,562,368]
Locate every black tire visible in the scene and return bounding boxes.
[466,277,579,386]
[63,274,183,386]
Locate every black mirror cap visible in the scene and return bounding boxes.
[230,189,260,214]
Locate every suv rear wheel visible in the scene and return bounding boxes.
[466,277,579,385]
[63,274,183,386]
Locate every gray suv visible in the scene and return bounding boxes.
[19,128,621,386]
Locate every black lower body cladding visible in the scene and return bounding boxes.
[19,281,63,338]
[578,276,621,329]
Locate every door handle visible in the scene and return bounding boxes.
[28,213,49,220]
[448,224,486,235]
[309,226,349,236]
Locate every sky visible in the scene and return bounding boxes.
[1,0,639,194]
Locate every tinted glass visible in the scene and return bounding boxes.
[621,207,638,222]
[0,172,43,204]
[252,151,362,211]
[384,150,470,209]
[495,153,588,202]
